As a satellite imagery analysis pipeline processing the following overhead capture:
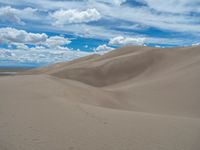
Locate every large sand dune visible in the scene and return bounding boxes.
[0,46,200,150]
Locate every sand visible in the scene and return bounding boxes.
[0,67,33,76]
[0,46,200,150]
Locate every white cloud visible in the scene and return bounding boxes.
[109,36,146,46]
[0,1,199,43]
[192,43,200,46]
[0,27,48,44]
[94,44,114,54]
[29,46,47,51]
[45,36,71,48]
[0,6,37,25]
[0,0,87,11]
[50,8,101,26]
[14,43,29,50]
[112,0,126,6]
[0,49,14,58]
[96,0,126,6]
[0,1,199,35]
[139,0,200,14]
[0,0,199,50]
[0,27,71,49]
[0,48,92,65]
[0,6,24,24]
[55,46,70,51]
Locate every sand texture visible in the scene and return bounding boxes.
[0,46,200,150]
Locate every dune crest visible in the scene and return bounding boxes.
[22,46,200,117]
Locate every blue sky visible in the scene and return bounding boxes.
[0,0,200,67]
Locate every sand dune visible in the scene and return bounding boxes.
[1,46,200,150]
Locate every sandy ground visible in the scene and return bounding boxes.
[0,67,32,76]
[0,46,200,150]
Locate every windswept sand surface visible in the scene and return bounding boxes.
[0,46,200,150]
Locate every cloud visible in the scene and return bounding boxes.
[0,1,199,43]
[96,0,126,6]
[0,6,37,25]
[192,43,200,46]
[94,44,114,54]
[0,49,14,58]
[0,27,71,49]
[138,0,200,14]
[0,0,199,61]
[109,36,146,46]
[0,6,24,24]
[50,8,101,26]
[45,36,71,48]
[0,48,92,65]
[112,0,127,6]
[14,43,29,50]
[0,27,48,45]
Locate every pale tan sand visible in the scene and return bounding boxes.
[0,67,33,76]
[0,46,200,150]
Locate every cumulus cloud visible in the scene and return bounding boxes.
[45,36,71,48]
[0,27,71,49]
[0,6,37,25]
[94,44,114,54]
[0,26,89,65]
[0,48,92,65]
[109,36,146,46]
[0,27,48,44]
[50,8,101,26]
[14,43,29,50]
[0,6,24,24]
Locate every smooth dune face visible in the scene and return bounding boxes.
[1,46,200,150]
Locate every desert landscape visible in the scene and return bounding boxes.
[0,46,200,150]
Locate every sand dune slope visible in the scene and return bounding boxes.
[1,46,200,150]
[27,46,200,117]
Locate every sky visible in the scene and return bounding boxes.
[0,0,200,67]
